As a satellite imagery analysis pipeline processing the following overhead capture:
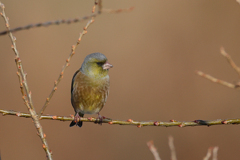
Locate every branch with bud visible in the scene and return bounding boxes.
[1,109,240,127]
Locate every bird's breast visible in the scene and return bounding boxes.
[72,72,110,114]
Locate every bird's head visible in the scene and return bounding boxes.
[81,53,113,79]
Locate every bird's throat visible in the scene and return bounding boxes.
[84,67,108,79]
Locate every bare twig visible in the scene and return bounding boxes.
[197,71,237,88]
[0,2,52,159]
[203,147,212,160]
[212,147,219,160]
[168,136,177,160]
[197,48,240,89]
[203,147,219,160]
[0,13,99,36]
[38,5,96,117]
[146,139,218,160]
[220,47,240,77]
[147,141,161,160]
[0,5,33,110]
[0,3,133,36]
[102,6,134,13]
[16,71,31,109]
[1,109,240,127]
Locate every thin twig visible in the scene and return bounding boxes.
[197,47,240,89]
[102,6,134,13]
[0,4,134,36]
[0,5,33,110]
[168,136,177,160]
[1,109,240,127]
[0,13,99,36]
[212,147,219,160]
[197,71,237,88]
[203,147,213,160]
[220,47,240,77]
[0,2,52,160]
[38,6,96,117]
[147,141,161,160]
[16,71,31,109]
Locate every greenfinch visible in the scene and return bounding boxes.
[70,53,113,127]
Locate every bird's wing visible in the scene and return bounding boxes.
[71,70,96,110]
[71,70,80,94]
[71,70,81,108]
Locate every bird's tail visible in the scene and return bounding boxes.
[69,113,84,127]
[69,120,83,127]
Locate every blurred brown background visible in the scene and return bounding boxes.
[1,0,240,159]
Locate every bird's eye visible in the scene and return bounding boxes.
[96,62,104,66]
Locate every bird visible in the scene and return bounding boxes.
[70,52,113,127]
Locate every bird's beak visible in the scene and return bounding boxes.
[102,61,113,70]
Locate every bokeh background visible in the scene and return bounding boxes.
[1,0,240,159]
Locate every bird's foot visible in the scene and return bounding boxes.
[94,114,112,125]
[74,113,82,123]
[95,113,104,125]
[70,113,83,127]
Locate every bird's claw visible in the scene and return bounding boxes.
[74,113,81,123]
[94,114,103,125]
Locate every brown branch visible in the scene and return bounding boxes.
[0,13,99,36]
[0,4,133,36]
[0,2,52,160]
[147,141,161,160]
[197,47,240,89]
[16,71,31,109]
[1,109,240,127]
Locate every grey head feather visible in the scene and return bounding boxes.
[80,52,107,72]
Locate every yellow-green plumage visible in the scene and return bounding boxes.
[70,53,113,127]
